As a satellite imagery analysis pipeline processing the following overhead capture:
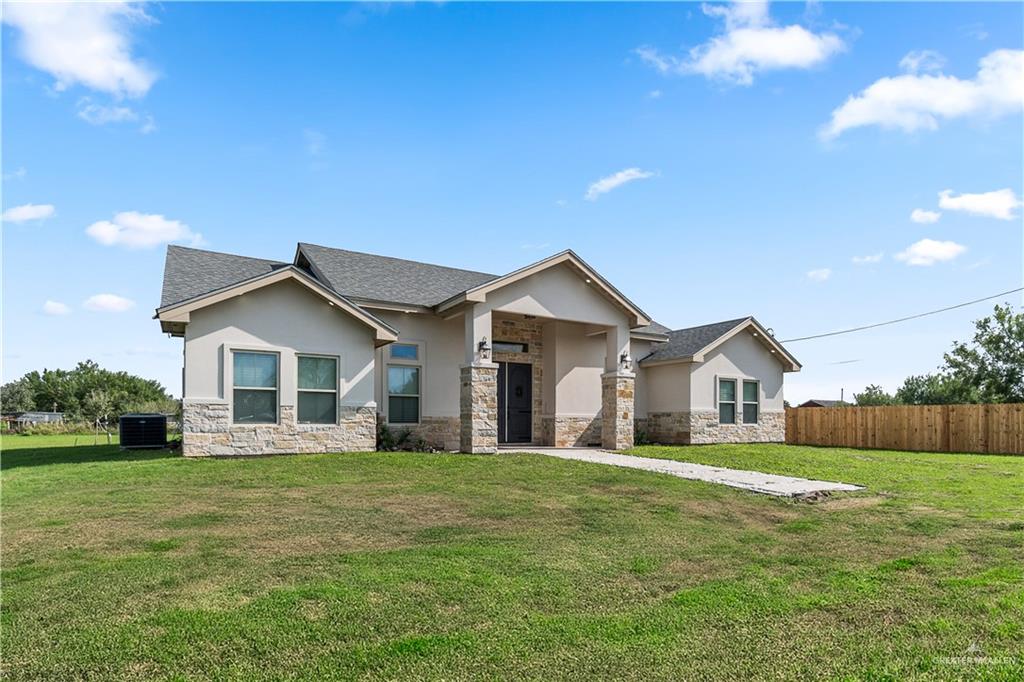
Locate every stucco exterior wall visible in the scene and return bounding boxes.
[181,279,378,455]
[689,331,785,412]
[480,263,628,327]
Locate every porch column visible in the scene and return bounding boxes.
[460,305,498,453]
[601,323,635,450]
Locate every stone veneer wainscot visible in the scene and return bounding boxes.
[182,401,376,456]
[644,410,785,444]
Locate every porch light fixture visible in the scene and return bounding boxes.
[478,337,491,355]
[619,352,633,371]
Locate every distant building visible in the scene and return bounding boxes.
[797,399,849,408]
[7,411,65,429]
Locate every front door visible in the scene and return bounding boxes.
[497,362,532,444]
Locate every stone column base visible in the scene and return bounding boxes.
[460,363,498,453]
[601,371,635,450]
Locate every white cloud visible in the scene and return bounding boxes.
[648,89,663,99]
[585,168,655,201]
[304,129,327,156]
[2,203,56,223]
[42,300,71,316]
[938,188,1022,221]
[898,50,946,74]
[3,167,27,181]
[84,294,135,313]
[76,99,138,125]
[140,115,157,134]
[851,252,883,265]
[636,1,844,86]
[806,268,832,281]
[2,1,157,98]
[86,211,205,249]
[894,238,966,266]
[910,208,941,224]
[821,49,1024,139]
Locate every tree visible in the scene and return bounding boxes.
[854,384,900,406]
[81,389,114,425]
[12,360,172,420]
[894,373,978,405]
[943,304,1024,403]
[1,378,36,412]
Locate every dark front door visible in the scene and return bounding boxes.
[497,362,532,444]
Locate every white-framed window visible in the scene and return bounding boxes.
[232,351,278,424]
[387,365,420,424]
[718,378,737,425]
[743,380,759,424]
[297,354,338,424]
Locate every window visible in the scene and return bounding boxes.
[718,378,736,425]
[298,355,337,424]
[388,365,420,423]
[493,341,528,354]
[743,380,759,424]
[233,351,278,423]
[390,344,419,360]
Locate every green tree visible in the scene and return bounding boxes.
[854,384,900,406]
[15,360,171,419]
[81,389,114,425]
[1,378,36,412]
[943,304,1024,403]
[894,373,978,405]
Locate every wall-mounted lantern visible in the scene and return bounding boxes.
[478,336,491,358]
[619,351,633,372]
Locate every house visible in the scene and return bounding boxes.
[797,399,849,408]
[3,411,64,431]
[156,244,800,456]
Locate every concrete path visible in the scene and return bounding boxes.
[513,448,863,498]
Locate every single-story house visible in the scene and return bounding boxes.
[156,244,800,456]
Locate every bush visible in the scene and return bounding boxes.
[634,424,651,446]
[19,421,107,436]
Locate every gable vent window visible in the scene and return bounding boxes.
[718,378,736,425]
[390,344,418,360]
[298,355,338,424]
[743,380,759,424]
[493,341,528,354]
[233,351,278,424]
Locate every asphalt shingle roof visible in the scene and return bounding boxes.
[298,242,498,307]
[632,321,672,337]
[160,246,288,308]
[639,317,750,365]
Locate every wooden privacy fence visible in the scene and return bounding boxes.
[785,404,1024,455]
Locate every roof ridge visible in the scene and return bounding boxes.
[298,242,498,278]
[168,244,286,264]
[670,316,751,334]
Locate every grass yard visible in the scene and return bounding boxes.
[2,436,1022,680]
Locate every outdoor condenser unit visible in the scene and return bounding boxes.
[119,413,168,449]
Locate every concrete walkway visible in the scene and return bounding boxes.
[513,447,863,498]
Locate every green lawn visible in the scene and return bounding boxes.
[3,436,1022,680]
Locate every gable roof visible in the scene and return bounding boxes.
[435,250,651,328]
[639,316,801,372]
[156,264,399,344]
[296,242,498,308]
[161,245,288,308]
[631,320,671,340]
[798,399,849,408]
[640,318,749,364]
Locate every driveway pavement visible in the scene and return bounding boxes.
[512,447,863,498]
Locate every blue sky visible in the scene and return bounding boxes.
[2,1,1022,403]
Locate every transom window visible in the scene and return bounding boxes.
[493,341,528,354]
[233,351,278,424]
[718,378,736,425]
[390,344,419,361]
[298,355,337,424]
[388,365,420,424]
[743,380,759,424]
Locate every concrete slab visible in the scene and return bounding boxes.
[511,447,864,498]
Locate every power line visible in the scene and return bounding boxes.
[781,287,1024,343]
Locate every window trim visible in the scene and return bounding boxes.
[742,379,760,425]
[386,363,421,424]
[717,376,737,425]
[296,353,340,425]
[230,349,280,425]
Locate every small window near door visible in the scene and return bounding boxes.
[390,344,418,361]
[297,355,337,424]
[743,380,759,424]
[233,351,278,424]
[718,378,736,425]
[387,365,420,423]
[493,341,528,354]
